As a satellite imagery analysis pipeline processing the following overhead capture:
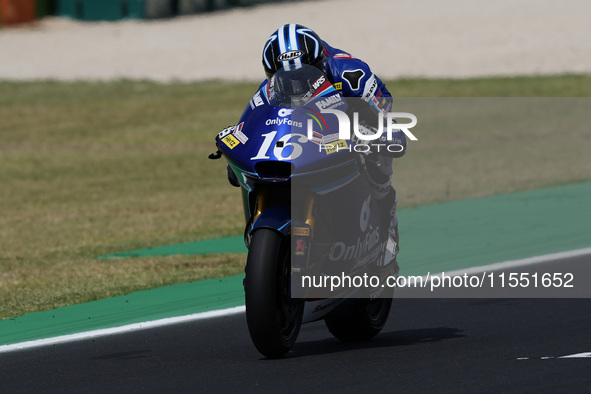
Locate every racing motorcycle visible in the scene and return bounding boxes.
[209,64,398,358]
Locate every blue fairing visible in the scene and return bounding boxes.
[216,82,356,185]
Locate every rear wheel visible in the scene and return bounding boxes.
[325,297,392,342]
[245,229,303,358]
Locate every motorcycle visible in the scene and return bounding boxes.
[210,64,398,358]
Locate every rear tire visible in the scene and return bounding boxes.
[325,297,392,342]
[245,229,303,358]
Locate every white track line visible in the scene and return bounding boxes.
[2,246,591,354]
[0,306,245,354]
[441,247,591,277]
[559,352,591,358]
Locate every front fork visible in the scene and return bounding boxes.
[242,184,315,271]
[242,184,294,248]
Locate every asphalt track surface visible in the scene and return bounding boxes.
[1,259,590,393]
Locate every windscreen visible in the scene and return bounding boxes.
[268,64,331,107]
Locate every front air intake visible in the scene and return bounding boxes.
[254,161,295,181]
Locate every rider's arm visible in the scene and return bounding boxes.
[325,51,407,158]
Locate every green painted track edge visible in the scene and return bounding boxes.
[2,181,591,346]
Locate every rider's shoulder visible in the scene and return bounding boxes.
[323,41,373,95]
[324,42,369,67]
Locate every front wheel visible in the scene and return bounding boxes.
[245,229,303,358]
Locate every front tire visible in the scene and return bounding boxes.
[245,229,303,358]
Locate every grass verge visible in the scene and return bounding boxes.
[1,74,590,319]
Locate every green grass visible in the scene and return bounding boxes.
[392,74,591,97]
[1,74,591,319]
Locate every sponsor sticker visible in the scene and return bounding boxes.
[334,82,342,90]
[293,227,310,236]
[324,140,348,154]
[309,132,340,145]
[362,75,378,101]
[218,126,233,140]
[295,239,307,256]
[312,75,327,90]
[371,96,391,116]
[277,50,304,62]
[221,134,240,149]
[250,91,264,109]
[278,108,293,117]
[321,133,340,144]
[232,122,248,144]
[265,118,303,128]
[315,94,344,111]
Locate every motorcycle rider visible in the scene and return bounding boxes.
[218,24,405,266]
[263,24,404,261]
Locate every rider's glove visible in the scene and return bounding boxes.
[351,123,380,160]
[353,122,407,159]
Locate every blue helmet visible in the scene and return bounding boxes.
[262,24,326,79]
